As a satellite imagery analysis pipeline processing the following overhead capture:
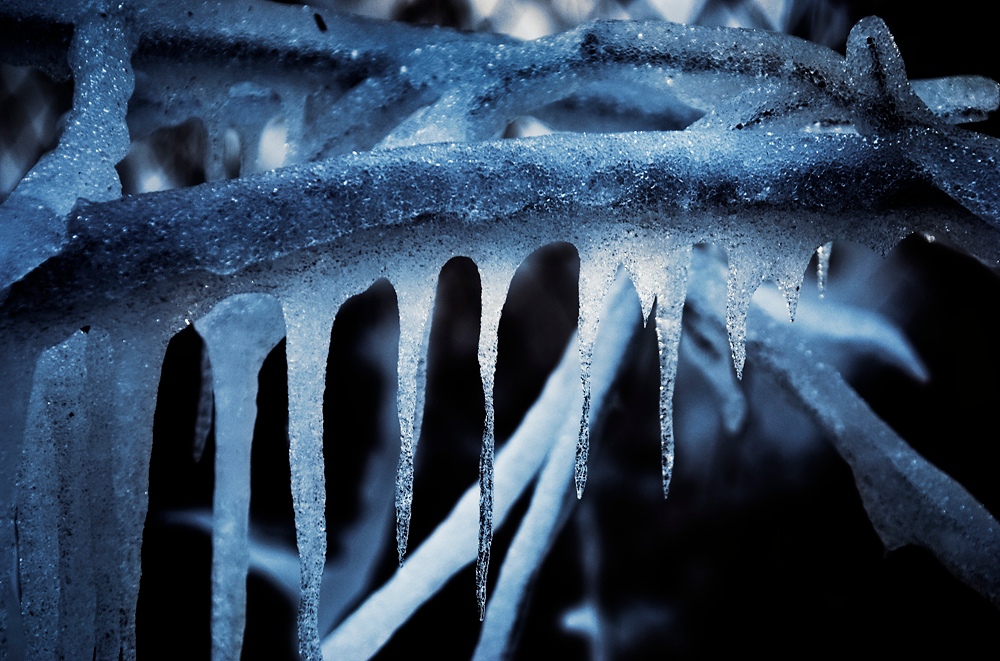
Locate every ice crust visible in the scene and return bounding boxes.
[2,2,1000,658]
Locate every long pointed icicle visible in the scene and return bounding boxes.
[773,255,810,324]
[654,247,692,499]
[627,242,692,499]
[476,265,512,621]
[82,329,123,661]
[725,246,766,380]
[19,332,88,661]
[574,249,617,499]
[195,294,285,661]
[394,276,436,565]
[90,328,166,661]
[475,270,641,658]
[282,288,345,661]
[56,336,97,661]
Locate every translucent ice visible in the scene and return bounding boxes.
[475,262,514,621]
[2,4,1000,656]
[194,294,285,661]
[393,273,436,565]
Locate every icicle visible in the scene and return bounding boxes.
[816,242,833,299]
[0,344,40,660]
[393,274,436,565]
[654,246,691,499]
[473,345,583,660]
[81,328,121,661]
[475,269,642,658]
[195,294,285,661]
[18,332,88,661]
[725,246,766,380]
[475,262,513,622]
[104,329,168,661]
[770,244,815,323]
[282,287,345,661]
[626,241,692,498]
[574,248,618,499]
[684,246,750,435]
[619,232,692,498]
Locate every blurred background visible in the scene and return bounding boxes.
[2,1,999,658]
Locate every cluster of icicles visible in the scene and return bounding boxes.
[3,1,1000,660]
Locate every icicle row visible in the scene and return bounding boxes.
[195,294,285,661]
[393,277,436,565]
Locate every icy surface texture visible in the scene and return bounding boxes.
[1,1,1000,658]
[1,3,133,289]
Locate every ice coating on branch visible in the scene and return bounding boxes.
[194,294,285,661]
[12,8,133,214]
[1,6,133,291]
[840,18,1000,230]
[844,17,937,134]
[911,76,1000,125]
[393,273,436,565]
[752,314,1000,608]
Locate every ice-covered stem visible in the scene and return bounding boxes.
[0,3,134,291]
[752,321,1000,608]
[194,294,285,661]
[650,246,691,498]
[11,5,133,215]
[10,130,997,320]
